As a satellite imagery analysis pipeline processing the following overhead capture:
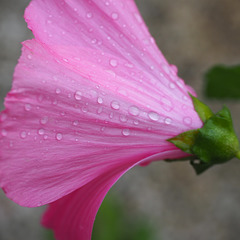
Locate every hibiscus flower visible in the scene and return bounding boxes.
[0,0,215,239]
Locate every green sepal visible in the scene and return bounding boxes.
[191,106,240,164]
[189,93,213,122]
[190,160,214,175]
[167,129,199,154]
[166,96,240,175]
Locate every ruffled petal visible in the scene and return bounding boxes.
[41,149,184,240]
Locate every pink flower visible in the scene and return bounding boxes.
[0,0,202,239]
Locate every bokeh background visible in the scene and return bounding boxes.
[0,0,240,239]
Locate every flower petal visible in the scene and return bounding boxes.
[41,149,185,240]
[0,39,199,207]
[24,0,194,97]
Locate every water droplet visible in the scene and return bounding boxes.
[97,97,103,104]
[134,12,143,23]
[111,12,119,20]
[24,103,32,111]
[129,106,140,116]
[183,117,192,126]
[56,88,61,94]
[27,54,32,60]
[125,63,134,68]
[182,105,187,110]
[82,106,88,113]
[111,101,120,110]
[1,129,7,137]
[109,112,114,119]
[133,120,139,125]
[122,129,130,136]
[56,133,63,141]
[52,99,58,105]
[161,97,173,112]
[74,91,82,100]
[38,129,45,135]
[20,131,27,139]
[38,117,47,126]
[119,115,127,123]
[105,1,110,6]
[164,117,172,125]
[73,120,79,126]
[63,58,69,62]
[86,12,93,18]
[97,107,103,114]
[183,95,188,101]
[109,59,118,67]
[169,83,175,89]
[148,112,159,121]
[117,89,128,96]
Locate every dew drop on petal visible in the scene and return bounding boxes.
[169,83,175,89]
[1,129,7,137]
[109,112,114,119]
[74,91,82,100]
[161,97,173,112]
[182,104,187,110]
[40,116,48,125]
[134,12,143,23]
[119,115,127,123]
[82,106,88,113]
[86,12,93,18]
[97,106,103,114]
[111,12,119,20]
[38,129,45,135]
[109,59,118,67]
[164,117,172,125]
[55,88,61,94]
[97,97,103,104]
[111,101,120,110]
[133,120,139,125]
[56,133,63,141]
[129,106,140,116]
[148,112,159,121]
[73,120,79,126]
[20,131,27,139]
[183,95,188,101]
[24,103,32,111]
[122,129,130,136]
[183,117,192,126]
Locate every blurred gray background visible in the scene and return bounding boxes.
[0,0,240,239]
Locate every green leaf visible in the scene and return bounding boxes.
[167,129,199,154]
[189,93,213,122]
[204,65,240,99]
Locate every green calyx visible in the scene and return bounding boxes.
[167,94,240,174]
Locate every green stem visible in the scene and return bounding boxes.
[236,151,240,160]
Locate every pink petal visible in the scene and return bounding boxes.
[0,38,201,207]
[42,149,185,240]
